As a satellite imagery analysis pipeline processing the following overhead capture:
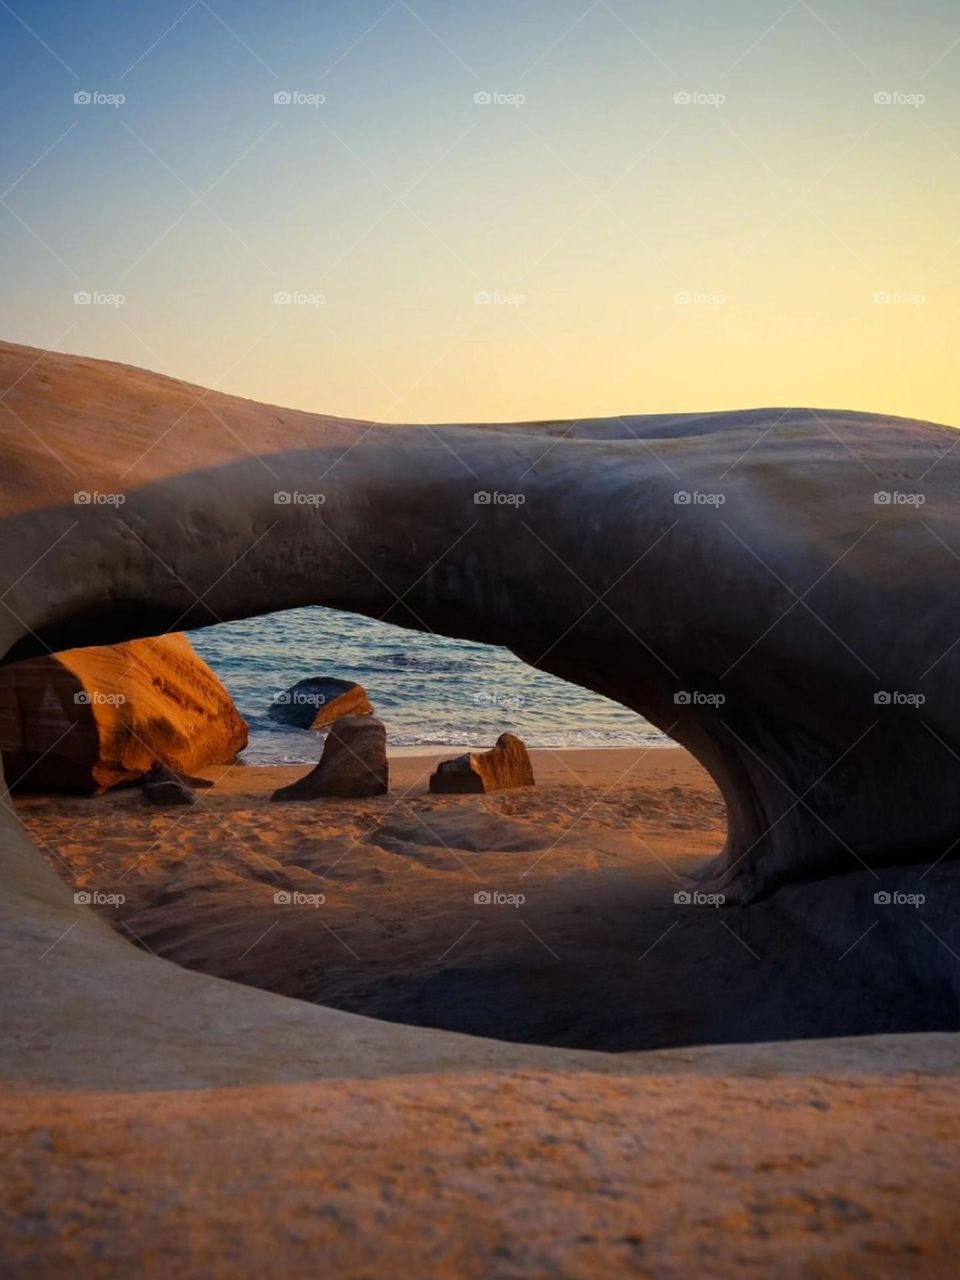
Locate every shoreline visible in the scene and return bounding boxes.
[12,744,696,805]
[383,740,680,758]
[237,738,680,769]
[190,743,701,800]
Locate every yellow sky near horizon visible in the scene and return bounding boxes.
[2,1,959,428]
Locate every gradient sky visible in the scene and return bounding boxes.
[1,0,958,426]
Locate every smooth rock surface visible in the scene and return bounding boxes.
[272,714,388,800]
[430,732,535,794]
[1,341,959,1275]
[3,342,959,895]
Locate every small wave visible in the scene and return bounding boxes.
[377,652,467,672]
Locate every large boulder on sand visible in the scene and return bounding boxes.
[430,733,535,794]
[0,634,247,793]
[272,714,388,801]
[267,676,373,729]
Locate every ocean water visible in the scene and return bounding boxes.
[189,607,667,765]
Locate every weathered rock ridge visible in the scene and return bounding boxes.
[2,340,960,1274]
[2,341,957,900]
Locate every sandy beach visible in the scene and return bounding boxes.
[19,746,732,1051]
[19,743,957,1056]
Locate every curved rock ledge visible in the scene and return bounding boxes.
[2,341,959,903]
[2,341,960,1273]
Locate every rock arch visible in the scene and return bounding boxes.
[2,339,960,918]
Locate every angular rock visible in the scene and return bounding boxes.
[272,715,388,801]
[142,762,195,806]
[0,634,247,794]
[267,676,373,730]
[430,733,535,794]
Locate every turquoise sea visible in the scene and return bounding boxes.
[189,607,666,764]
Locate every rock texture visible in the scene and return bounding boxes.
[4,343,958,897]
[430,732,535,793]
[268,676,373,729]
[1,340,960,1274]
[0,633,247,793]
[272,715,388,800]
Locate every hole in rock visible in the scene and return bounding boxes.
[6,606,959,1052]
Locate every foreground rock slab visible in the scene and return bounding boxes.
[4,1062,959,1279]
[272,715,388,800]
[2,340,960,1273]
[430,732,535,794]
[268,676,373,730]
[0,633,247,793]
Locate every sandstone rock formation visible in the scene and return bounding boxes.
[430,732,535,794]
[1,341,960,1274]
[4,344,957,899]
[0,633,247,793]
[272,714,388,800]
[268,676,373,729]
[2,342,959,896]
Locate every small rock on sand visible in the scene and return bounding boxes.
[271,715,388,801]
[429,732,535,794]
[142,763,196,806]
